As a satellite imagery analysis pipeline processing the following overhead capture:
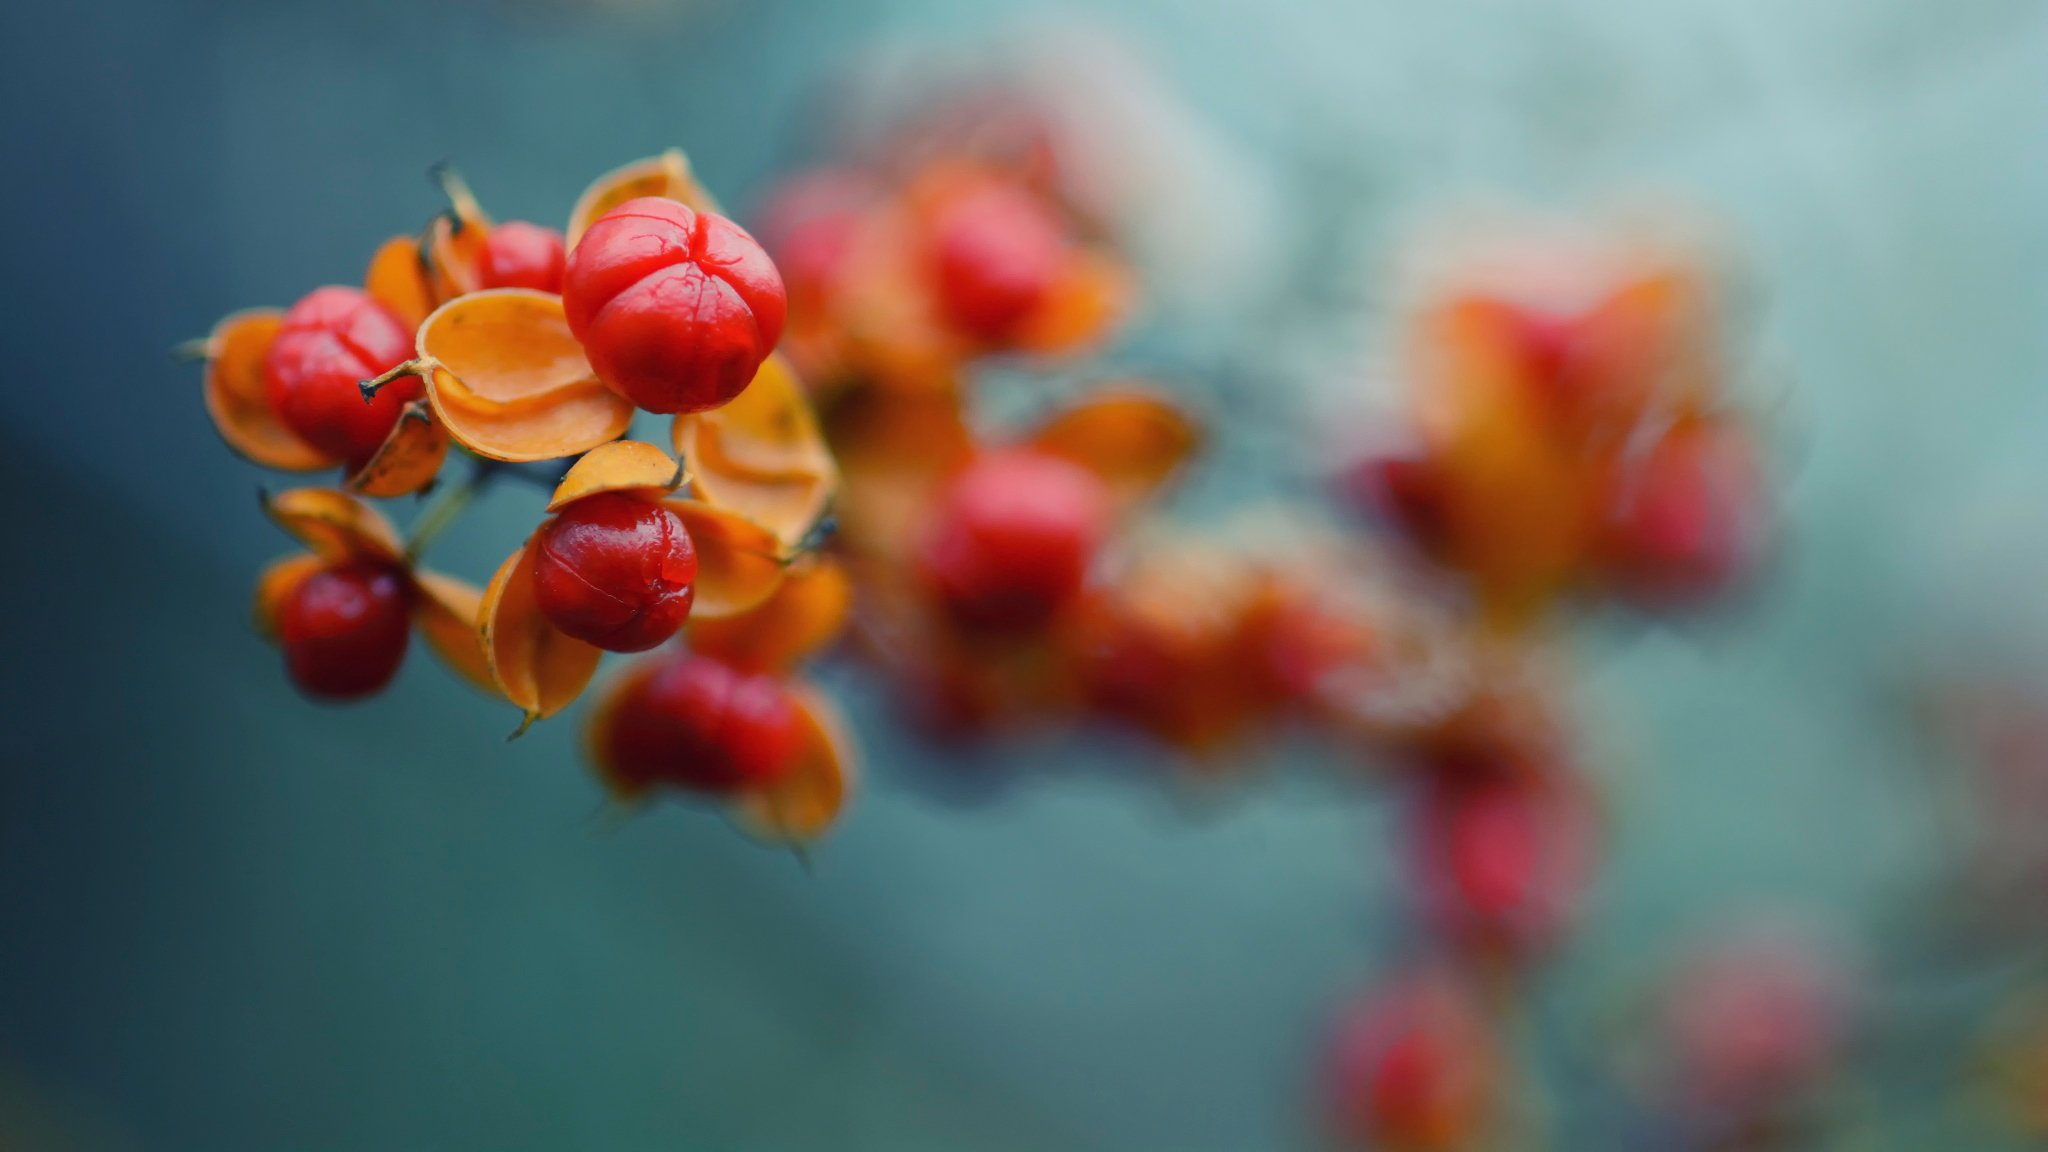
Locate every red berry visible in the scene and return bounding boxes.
[562,197,786,414]
[928,181,1067,344]
[477,221,567,293]
[278,560,412,701]
[1325,970,1497,1151]
[920,450,1111,633]
[262,286,421,467]
[1599,417,1762,608]
[597,653,803,796]
[1409,762,1594,960]
[532,493,697,653]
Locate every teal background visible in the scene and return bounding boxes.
[3,0,2047,1147]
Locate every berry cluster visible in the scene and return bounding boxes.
[198,152,852,844]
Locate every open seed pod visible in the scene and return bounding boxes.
[733,683,856,845]
[410,288,634,463]
[202,309,328,472]
[256,488,492,694]
[1025,389,1201,511]
[688,554,851,674]
[262,487,406,564]
[664,498,789,619]
[479,527,603,729]
[201,279,450,499]
[364,235,435,328]
[421,167,495,303]
[671,354,839,552]
[566,149,715,250]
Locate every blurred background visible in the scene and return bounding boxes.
[4,0,2048,1148]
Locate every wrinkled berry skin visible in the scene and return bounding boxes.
[562,197,787,415]
[928,182,1065,344]
[279,560,412,701]
[263,286,421,467]
[533,493,697,652]
[597,653,803,796]
[920,451,1111,633]
[478,221,567,293]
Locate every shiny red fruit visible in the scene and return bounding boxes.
[596,653,803,796]
[477,221,567,293]
[533,493,697,652]
[278,560,412,701]
[1409,760,1595,961]
[920,450,1111,633]
[562,197,786,415]
[928,181,1067,344]
[1325,970,1498,1152]
[1598,417,1762,609]
[263,286,422,467]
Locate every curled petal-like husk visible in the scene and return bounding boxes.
[821,385,974,565]
[547,439,685,512]
[1026,390,1200,509]
[411,570,498,695]
[687,554,851,674]
[664,499,787,618]
[733,683,855,844]
[252,553,326,640]
[1013,248,1132,355]
[202,309,335,472]
[417,289,634,462]
[672,355,838,549]
[364,235,435,328]
[479,536,603,725]
[263,488,404,565]
[344,400,449,498]
[423,171,494,303]
[566,149,713,250]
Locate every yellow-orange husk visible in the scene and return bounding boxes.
[415,289,634,463]
[478,535,603,725]
[547,440,686,512]
[202,309,336,472]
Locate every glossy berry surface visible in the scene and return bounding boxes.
[278,560,412,701]
[562,197,786,415]
[262,286,421,466]
[533,493,697,652]
[477,221,567,293]
[596,653,803,796]
[928,181,1066,344]
[920,450,1111,633]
